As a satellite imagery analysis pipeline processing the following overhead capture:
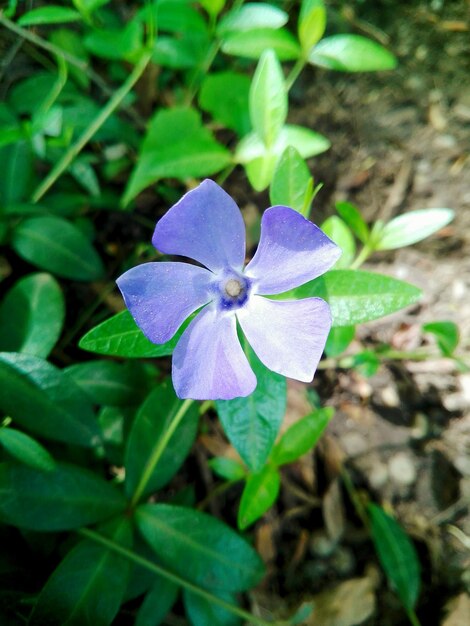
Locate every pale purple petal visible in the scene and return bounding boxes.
[117,262,213,344]
[244,206,341,295]
[153,179,246,273]
[237,296,331,382]
[173,306,256,400]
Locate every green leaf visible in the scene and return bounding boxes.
[136,503,265,592]
[0,140,34,206]
[199,71,251,136]
[325,325,355,357]
[79,310,183,358]
[309,34,397,72]
[218,3,288,35]
[49,29,90,89]
[84,20,143,61]
[30,518,132,626]
[221,28,301,61]
[152,32,211,69]
[351,350,380,377]
[270,146,313,216]
[200,0,225,18]
[0,352,101,447]
[209,457,246,481]
[298,0,326,53]
[238,465,280,530]
[216,349,286,471]
[250,50,286,148]
[12,216,105,281]
[0,428,56,472]
[422,321,459,357]
[271,407,334,466]
[184,589,241,626]
[0,462,126,530]
[284,270,422,327]
[125,382,200,500]
[375,208,454,250]
[368,503,421,611]
[0,273,64,358]
[321,216,356,268]
[18,6,82,26]
[335,200,370,243]
[123,108,231,206]
[136,576,179,626]
[65,360,150,406]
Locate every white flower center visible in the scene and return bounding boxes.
[225,278,243,297]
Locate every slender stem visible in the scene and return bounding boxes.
[79,527,284,626]
[285,57,306,92]
[130,399,194,509]
[350,243,373,270]
[30,49,152,203]
[406,608,422,626]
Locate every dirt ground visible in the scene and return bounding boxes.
[233,2,470,624]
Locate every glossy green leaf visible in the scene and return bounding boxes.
[335,200,370,243]
[270,146,313,216]
[218,3,288,35]
[0,462,126,530]
[12,216,105,281]
[375,208,454,250]
[65,360,150,406]
[136,503,265,592]
[136,576,179,626]
[209,457,246,481]
[0,273,64,358]
[309,34,397,72]
[250,50,286,147]
[271,407,334,466]
[125,382,200,500]
[18,6,82,26]
[199,71,251,136]
[0,140,33,206]
[298,0,326,53]
[325,325,355,357]
[30,518,132,626]
[422,321,459,357]
[79,310,183,358]
[123,108,231,206]
[216,350,286,471]
[368,503,421,611]
[184,589,241,626]
[84,20,143,61]
[321,216,356,268]
[221,28,301,61]
[284,270,422,327]
[238,465,280,530]
[0,352,101,447]
[0,428,56,472]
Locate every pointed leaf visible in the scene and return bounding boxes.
[0,462,126,530]
[184,588,241,626]
[321,216,356,268]
[298,0,326,53]
[136,576,179,626]
[309,34,397,72]
[0,429,56,472]
[18,6,82,25]
[375,208,454,250]
[335,200,370,243]
[221,28,301,61]
[238,465,280,530]
[270,146,313,215]
[136,503,265,592]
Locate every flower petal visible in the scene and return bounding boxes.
[153,179,246,272]
[237,296,331,382]
[117,262,213,344]
[244,206,341,295]
[172,307,256,400]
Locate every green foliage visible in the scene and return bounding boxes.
[368,503,421,612]
[422,320,459,357]
[238,464,280,530]
[0,428,56,472]
[309,34,398,72]
[270,146,315,216]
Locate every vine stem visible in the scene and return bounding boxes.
[30,49,152,203]
[285,57,306,92]
[79,527,285,626]
[129,399,194,509]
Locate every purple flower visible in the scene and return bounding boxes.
[117,179,341,400]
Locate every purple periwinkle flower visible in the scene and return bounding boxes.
[117,180,341,400]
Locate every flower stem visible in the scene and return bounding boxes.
[285,57,306,92]
[129,398,194,509]
[79,527,285,626]
[30,49,152,203]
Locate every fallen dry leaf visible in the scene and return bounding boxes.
[307,577,376,626]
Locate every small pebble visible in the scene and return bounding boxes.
[369,462,389,490]
[342,432,368,457]
[388,453,417,486]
